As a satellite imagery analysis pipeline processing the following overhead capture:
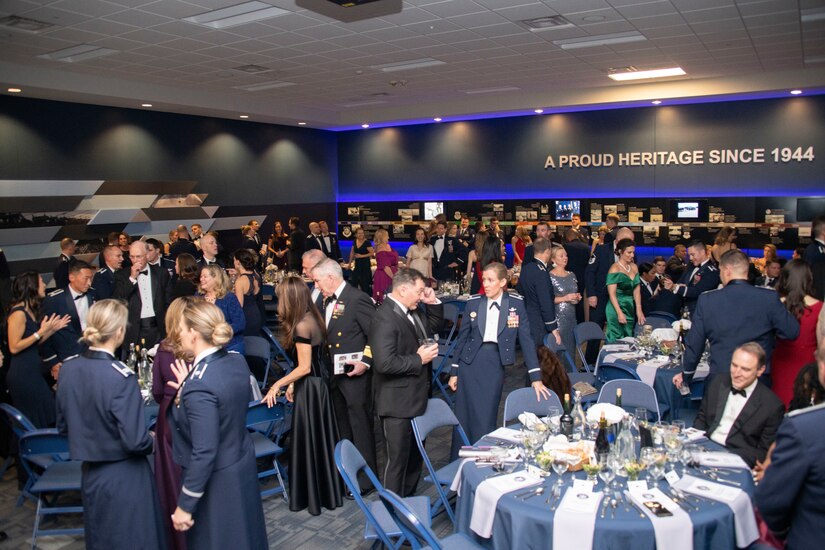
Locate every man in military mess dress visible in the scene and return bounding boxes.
[56,299,167,550]
[92,245,123,301]
[663,240,721,316]
[40,260,96,377]
[310,258,378,496]
[449,262,550,456]
[52,237,76,289]
[516,238,561,349]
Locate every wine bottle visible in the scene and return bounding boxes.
[560,393,574,438]
[615,388,623,408]
[595,412,610,459]
[572,390,587,437]
[138,345,150,391]
[126,343,137,372]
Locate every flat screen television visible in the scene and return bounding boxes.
[669,199,707,221]
[797,197,825,222]
[554,200,580,221]
[423,201,444,221]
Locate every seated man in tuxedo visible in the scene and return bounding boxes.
[113,240,172,353]
[694,342,785,467]
[40,260,96,378]
[755,259,781,288]
[92,245,123,301]
[52,237,76,289]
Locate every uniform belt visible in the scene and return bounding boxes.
[139,317,158,328]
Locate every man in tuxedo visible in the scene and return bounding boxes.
[663,240,721,316]
[168,225,198,261]
[92,245,123,301]
[113,240,172,353]
[370,268,443,496]
[287,216,306,272]
[666,244,688,280]
[52,237,76,289]
[305,222,326,253]
[570,213,589,243]
[455,215,476,267]
[584,227,634,363]
[673,249,799,389]
[638,262,659,315]
[694,342,784,467]
[563,228,591,323]
[311,259,377,495]
[303,249,327,306]
[430,221,460,282]
[756,341,825,549]
[523,222,551,264]
[144,238,174,278]
[515,238,561,348]
[318,221,344,263]
[755,259,781,288]
[40,261,96,378]
[190,223,203,251]
[196,233,224,271]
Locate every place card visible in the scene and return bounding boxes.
[665,471,680,486]
[573,479,595,492]
[628,480,648,492]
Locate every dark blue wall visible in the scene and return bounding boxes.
[337,96,825,201]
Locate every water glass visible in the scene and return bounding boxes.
[634,407,649,427]
[671,420,686,433]
[598,456,615,489]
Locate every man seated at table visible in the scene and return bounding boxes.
[694,342,784,467]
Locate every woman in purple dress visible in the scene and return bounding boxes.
[371,228,398,303]
[152,297,191,550]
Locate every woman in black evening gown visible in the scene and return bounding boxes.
[347,227,374,296]
[267,220,289,270]
[263,275,343,515]
[232,249,264,337]
[6,271,70,427]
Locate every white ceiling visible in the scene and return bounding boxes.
[1,0,824,129]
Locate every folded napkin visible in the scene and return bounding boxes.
[618,337,637,344]
[586,403,626,425]
[696,452,750,470]
[552,488,603,550]
[602,351,641,364]
[602,343,632,353]
[458,448,493,459]
[626,487,693,550]
[518,412,542,429]
[542,434,571,451]
[652,328,678,342]
[636,356,671,386]
[485,427,523,444]
[672,320,692,331]
[450,449,522,494]
[675,475,759,548]
[682,427,707,442]
[470,470,542,538]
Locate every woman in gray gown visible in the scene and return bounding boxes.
[549,246,581,357]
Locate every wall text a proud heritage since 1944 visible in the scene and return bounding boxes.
[543,146,815,169]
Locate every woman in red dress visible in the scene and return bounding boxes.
[771,260,823,408]
[371,228,398,303]
[511,225,531,266]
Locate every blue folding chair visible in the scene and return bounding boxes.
[411,399,470,527]
[246,401,288,501]
[595,361,641,384]
[503,387,562,425]
[597,380,661,421]
[261,326,294,382]
[543,333,578,373]
[18,429,83,548]
[431,337,460,406]
[335,440,431,550]
[244,335,272,388]
[647,311,678,324]
[378,488,484,550]
[438,303,460,346]
[574,322,604,373]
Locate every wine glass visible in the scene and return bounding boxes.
[663,426,683,464]
[639,446,655,480]
[671,420,686,433]
[546,407,561,435]
[552,454,569,489]
[648,453,666,486]
[598,456,615,490]
[607,452,624,490]
[634,407,648,428]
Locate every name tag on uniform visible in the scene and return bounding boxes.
[334,352,363,375]
[507,308,519,328]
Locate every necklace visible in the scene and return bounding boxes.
[619,261,632,273]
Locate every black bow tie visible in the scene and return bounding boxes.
[324,295,337,309]
[205,260,214,265]
[489,302,500,310]
[730,387,746,397]
[74,293,86,301]
[138,270,148,276]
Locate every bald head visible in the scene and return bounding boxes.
[616,227,634,242]
[129,240,149,270]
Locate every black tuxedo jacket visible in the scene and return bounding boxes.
[430,235,459,280]
[694,375,785,467]
[169,239,198,261]
[52,254,75,289]
[324,283,376,373]
[112,265,172,345]
[322,233,344,263]
[371,298,443,419]
[40,286,94,368]
[563,240,590,293]
[754,276,778,288]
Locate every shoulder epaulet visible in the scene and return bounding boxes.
[97,268,107,274]
[63,354,79,363]
[508,292,524,300]
[707,264,718,272]
[467,294,482,300]
[228,350,240,354]
[110,361,133,377]
[48,288,64,297]
[787,402,825,418]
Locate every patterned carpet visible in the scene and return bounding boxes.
[0,362,529,549]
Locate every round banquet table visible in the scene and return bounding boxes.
[455,438,755,550]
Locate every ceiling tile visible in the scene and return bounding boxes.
[631,13,688,29]
[616,1,678,19]
[422,0,487,18]
[51,0,124,18]
[447,11,509,29]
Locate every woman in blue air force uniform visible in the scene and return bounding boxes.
[448,262,551,457]
[167,296,267,549]
[56,299,167,550]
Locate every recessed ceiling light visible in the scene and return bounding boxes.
[361,123,370,129]
[463,85,521,95]
[608,67,686,81]
[651,100,662,105]
[370,58,446,72]
[298,122,307,126]
[534,108,544,114]
[581,15,606,22]
[233,80,295,91]
[433,117,442,122]
[141,103,152,107]
[554,31,646,50]
[38,44,118,63]
[7,87,22,93]
[239,115,249,119]
[183,1,289,29]
[790,89,803,95]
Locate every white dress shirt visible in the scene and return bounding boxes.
[132,267,156,319]
[710,378,759,446]
[483,294,502,342]
[433,235,445,259]
[69,286,89,331]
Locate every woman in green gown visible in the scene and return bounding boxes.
[605,238,646,341]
